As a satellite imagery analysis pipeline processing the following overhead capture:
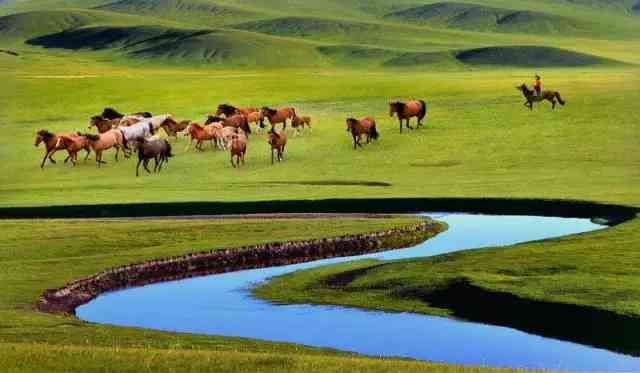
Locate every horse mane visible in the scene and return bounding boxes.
[205,115,224,125]
[390,101,405,111]
[346,117,358,125]
[102,107,123,119]
[261,107,276,116]
[81,133,100,141]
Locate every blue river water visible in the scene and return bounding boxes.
[77,214,640,371]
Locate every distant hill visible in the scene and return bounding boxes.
[385,2,586,34]
[26,25,326,67]
[0,10,115,40]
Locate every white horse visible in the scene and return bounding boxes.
[118,121,154,154]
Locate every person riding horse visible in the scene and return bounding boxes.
[533,74,542,97]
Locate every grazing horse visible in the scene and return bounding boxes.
[229,132,247,168]
[260,106,296,131]
[56,135,92,166]
[267,129,287,164]
[89,116,119,134]
[135,138,173,177]
[346,117,379,149]
[216,104,258,117]
[81,130,125,167]
[389,100,427,133]
[35,130,83,168]
[101,108,152,120]
[185,122,217,151]
[205,114,251,135]
[291,114,312,135]
[517,84,566,110]
[160,117,191,139]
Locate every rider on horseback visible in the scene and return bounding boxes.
[533,74,542,97]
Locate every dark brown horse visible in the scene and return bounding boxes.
[160,117,191,139]
[517,84,566,110]
[205,114,251,135]
[346,117,379,149]
[215,104,257,118]
[260,106,296,131]
[135,137,173,176]
[389,100,427,133]
[35,130,86,168]
[101,108,152,120]
[89,116,119,133]
[267,129,287,164]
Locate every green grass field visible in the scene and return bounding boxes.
[1,0,639,371]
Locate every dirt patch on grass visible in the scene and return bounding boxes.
[410,160,461,168]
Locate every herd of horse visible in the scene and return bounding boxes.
[34,83,561,175]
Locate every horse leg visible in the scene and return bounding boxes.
[352,134,357,149]
[48,150,57,164]
[143,159,152,174]
[406,118,413,130]
[399,119,402,134]
[40,150,52,169]
[96,151,102,167]
[280,145,285,161]
[230,154,236,168]
[136,159,142,177]
[550,98,556,109]
[271,149,275,164]
[84,148,91,162]
[153,156,159,173]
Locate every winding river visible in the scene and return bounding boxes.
[77,213,640,371]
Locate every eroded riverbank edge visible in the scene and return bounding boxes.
[37,218,446,314]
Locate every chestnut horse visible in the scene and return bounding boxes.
[517,84,565,110]
[89,116,119,133]
[81,130,125,167]
[291,114,312,135]
[389,100,427,133]
[229,131,247,168]
[216,104,258,117]
[246,111,264,133]
[35,130,84,168]
[260,106,296,131]
[185,122,217,151]
[56,135,92,166]
[205,114,251,135]
[160,117,191,139]
[346,117,379,149]
[267,129,287,164]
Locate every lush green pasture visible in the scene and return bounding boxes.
[3,61,639,207]
[1,216,528,373]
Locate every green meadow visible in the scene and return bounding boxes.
[1,0,639,371]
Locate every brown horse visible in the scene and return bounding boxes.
[56,135,92,166]
[229,132,247,168]
[82,130,125,167]
[35,130,84,168]
[89,116,119,134]
[185,122,217,151]
[160,117,191,139]
[260,106,296,131]
[517,84,566,110]
[346,117,379,149]
[216,104,258,117]
[291,114,312,135]
[246,111,264,132]
[389,100,427,133]
[205,114,251,135]
[135,138,173,177]
[267,129,287,164]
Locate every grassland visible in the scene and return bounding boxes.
[1,216,527,373]
[1,0,639,371]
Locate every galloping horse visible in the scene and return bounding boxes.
[160,117,191,139]
[291,114,312,135]
[81,130,125,167]
[267,129,287,164]
[184,122,217,151]
[35,130,86,168]
[517,84,566,110]
[118,121,154,153]
[135,138,173,177]
[216,104,258,117]
[346,117,379,149]
[260,106,296,131]
[389,100,427,133]
[89,116,119,133]
[205,114,251,135]
[56,135,92,166]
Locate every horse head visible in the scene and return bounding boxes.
[346,118,357,132]
[389,101,404,117]
[102,107,123,120]
[35,130,51,147]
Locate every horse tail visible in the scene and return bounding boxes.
[555,92,565,106]
[148,122,155,135]
[165,140,173,158]
[370,123,379,140]
[290,107,297,118]
[418,100,427,120]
